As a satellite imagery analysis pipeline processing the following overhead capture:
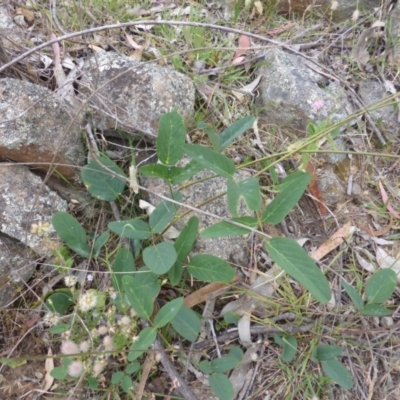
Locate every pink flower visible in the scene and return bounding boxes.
[312,100,324,110]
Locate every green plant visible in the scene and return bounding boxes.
[46,109,339,398]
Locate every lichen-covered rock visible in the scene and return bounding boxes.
[78,52,195,140]
[0,234,38,307]
[0,164,67,257]
[0,78,85,179]
[141,158,252,267]
[257,48,353,139]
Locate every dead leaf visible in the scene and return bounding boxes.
[306,162,327,216]
[376,246,400,282]
[253,1,263,16]
[232,35,251,63]
[311,222,355,261]
[379,180,400,219]
[129,166,139,194]
[43,347,54,392]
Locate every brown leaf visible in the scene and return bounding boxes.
[232,35,251,62]
[305,162,327,216]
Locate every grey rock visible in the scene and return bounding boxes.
[257,48,353,139]
[316,165,346,207]
[321,137,348,164]
[141,159,252,266]
[0,234,38,307]
[79,52,195,140]
[358,81,399,139]
[0,78,85,180]
[0,164,67,257]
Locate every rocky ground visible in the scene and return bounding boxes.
[0,1,400,399]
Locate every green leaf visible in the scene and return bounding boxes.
[139,164,170,180]
[210,356,240,373]
[112,371,124,384]
[156,110,185,165]
[45,290,74,315]
[365,269,397,304]
[239,177,262,211]
[112,248,135,291]
[199,360,213,374]
[50,323,70,334]
[265,237,331,304]
[168,260,183,286]
[188,254,235,283]
[209,373,234,400]
[227,178,241,217]
[321,359,353,389]
[81,156,126,201]
[50,366,68,380]
[171,306,201,342]
[143,242,177,275]
[154,298,184,328]
[125,362,140,375]
[228,346,244,362]
[262,172,311,224]
[361,304,392,316]
[227,177,261,215]
[87,376,99,389]
[201,217,257,238]
[108,219,151,240]
[315,345,343,361]
[342,280,364,310]
[123,270,161,320]
[149,200,177,234]
[169,160,205,184]
[274,334,297,362]
[93,231,110,258]
[128,327,157,361]
[121,375,133,393]
[52,212,91,258]
[278,171,311,191]
[223,312,241,326]
[184,144,235,178]
[205,125,221,152]
[219,116,255,152]
[174,217,199,261]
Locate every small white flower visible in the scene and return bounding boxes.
[79,341,90,353]
[78,290,98,312]
[109,291,117,300]
[43,312,60,327]
[68,360,84,377]
[93,359,106,377]
[132,336,139,343]
[103,335,114,352]
[119,316,131,326]
[97,325,108,335]
[352,9,360,23]
[330,1,339,11]
[64,275,77,287]
[87,274,94,282]
[61,340,79,355]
